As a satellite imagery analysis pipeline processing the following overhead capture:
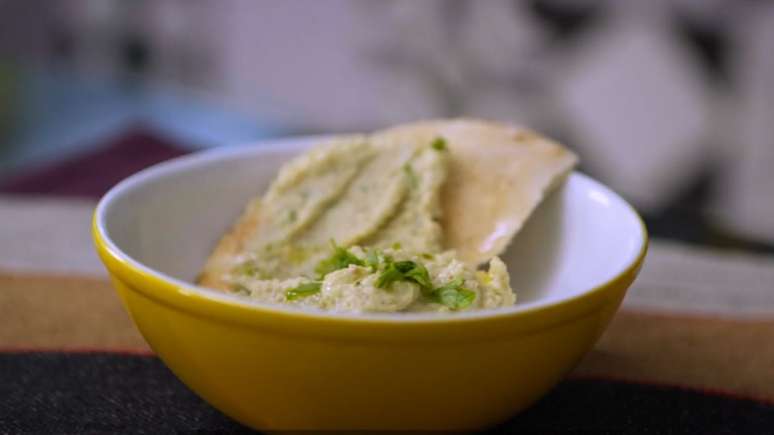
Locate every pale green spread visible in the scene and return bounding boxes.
[224,136,516,313]
[230,246,515,312]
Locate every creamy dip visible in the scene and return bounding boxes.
[214,134,517,313]
[231,246,514,313]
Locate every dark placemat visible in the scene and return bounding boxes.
[1,352,772,434]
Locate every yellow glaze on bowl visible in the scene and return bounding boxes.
[93,214,646,430]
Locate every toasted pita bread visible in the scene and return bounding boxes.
[428,119,577,266]
[197,197,263,291]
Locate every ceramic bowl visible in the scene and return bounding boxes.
[93,136,647,430]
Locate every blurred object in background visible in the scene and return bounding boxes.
[0,63,18,147]
[710,2,774,245]
[557,1,714,213]
[0,0,283,183]
[0,0,773,249]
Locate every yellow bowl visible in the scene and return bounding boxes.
[93,137,647,430]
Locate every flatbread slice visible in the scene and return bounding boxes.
[197,197,263,291]
[382,119,578,266]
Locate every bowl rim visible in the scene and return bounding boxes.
[93,136,648,336]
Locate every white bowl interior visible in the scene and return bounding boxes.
[99,137,645,311]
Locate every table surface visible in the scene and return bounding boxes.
[1,129,773,433]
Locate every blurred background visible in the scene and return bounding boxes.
[1,0,773,251]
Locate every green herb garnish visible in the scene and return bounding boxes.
[372,256,476,310]
[431,137,447,151]
[365,249,383,272]
[402,262,433,291]
[402,163,418,189]
[375,259,432,292]
[439,288,475,310]
[375,260,404,289]
[429,277,475,310]
[286,281,322,300]
[314,241,364,278]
